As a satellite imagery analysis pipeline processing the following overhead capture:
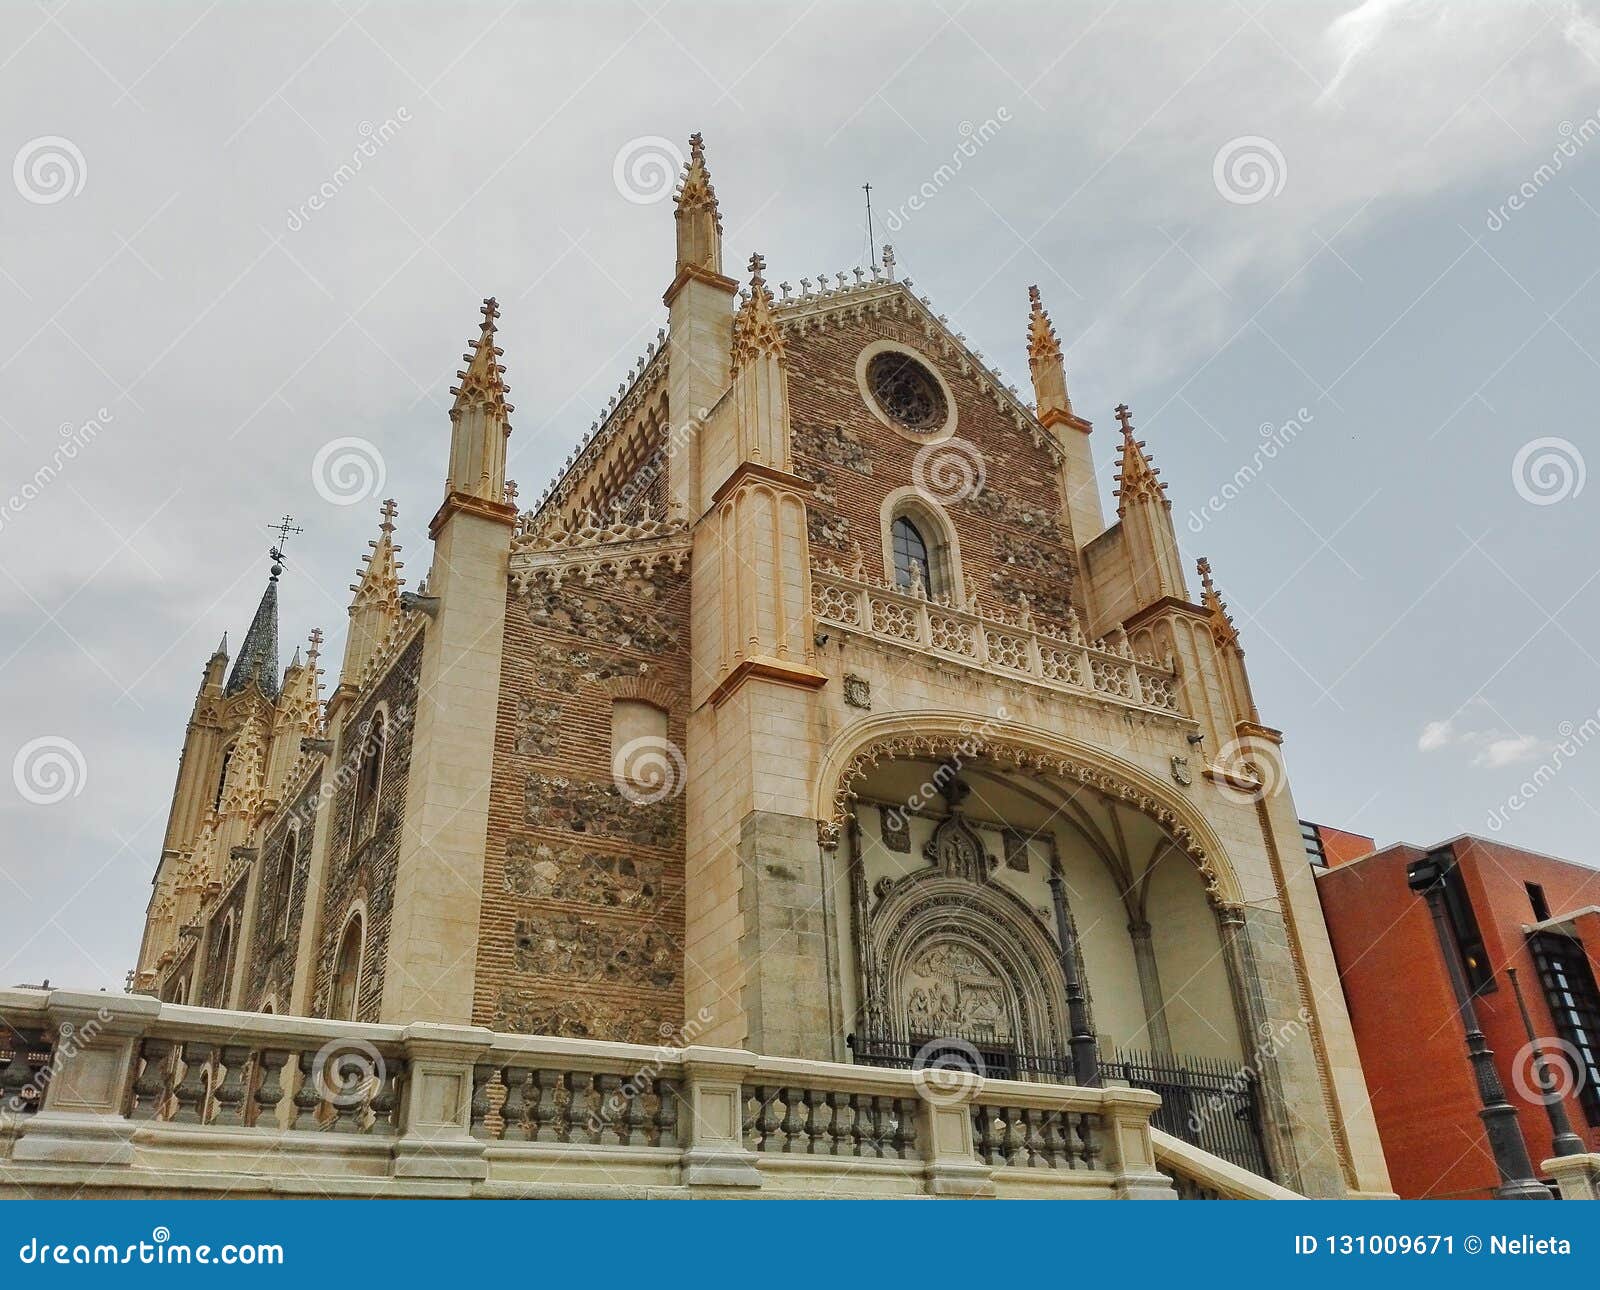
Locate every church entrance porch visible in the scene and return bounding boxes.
[830,751,1273,1180]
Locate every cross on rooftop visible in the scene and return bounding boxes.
[266,514,303,572]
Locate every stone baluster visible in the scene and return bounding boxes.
[894,1096,919,1159]
[779,1086,806,1152]
[652,1077,679,1148]
[566,1071,595,1144]
[210,1045,250,1127]
[739,1085,757,1149]
[804,1089,828,1154]
[532,1069,561,1142]
[1023,1107,1045,1167]
[623,1076,648,1147]
[127,1037,173,1120]
[1043,1111,1069,1168]
[254,1049,288,1129]
[1001,1108,1025,1165]
[1075,1112,1102,1166]
[170,1043,209,1124]
[827,1090,851,1156]
[851,1093,875,1158]
[469,1062,495,1138]
[756,1086,782,1152]
[596,1073,624,1145]
[368,1058,401,1134]
[499,1066,529,1141]
[874,1095,895,1158]
[292,1048,322,1129]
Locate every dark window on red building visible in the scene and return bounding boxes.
[1440,862,1496,995]
[1529,931,1600,1127]
[1526,882,1551,923]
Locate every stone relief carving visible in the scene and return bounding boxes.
[904,942,1014,1041]
[879,807,909,853]
[843,673,872,710]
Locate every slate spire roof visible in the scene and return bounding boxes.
[224,558,282,698]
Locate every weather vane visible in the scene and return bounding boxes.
[266,514,304,576]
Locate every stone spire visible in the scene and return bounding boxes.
[279,629,325,736]
[340,498,405,691]
[731,252,786,373]
[1026,285,1073,420]
[224,557,282,698]
[1113,403,1168,517]
[444,298,513,509]
[1197,555,1259,724]
[674,131,723,275]
[1197,557,1240,652]
[1112,403,1187,604]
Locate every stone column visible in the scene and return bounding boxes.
[1127,919,1174,1056]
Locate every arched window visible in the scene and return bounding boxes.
[891,516,933,595]
[330,914,364,1021]
[885,495,961,602]
[353,713,386,845]
[277,827,300,944]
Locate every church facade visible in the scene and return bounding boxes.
[129,134,1390,1198]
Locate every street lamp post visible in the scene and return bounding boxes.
[1506,966,1587,1159]
[1048,874,1099,1088]
[1407,849,1550,1200]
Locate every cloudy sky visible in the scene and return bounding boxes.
[3,0,1599,991]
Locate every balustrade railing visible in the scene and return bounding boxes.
[742,1084,920,1159]
[0,988,1296,1199]
[126,1035,405,1135]
[810,567,1183,717]
[471,1061,680,1148]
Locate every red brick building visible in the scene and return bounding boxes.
[1314,833,1600,1198]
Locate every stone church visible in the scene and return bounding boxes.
[128,134,1390,1197]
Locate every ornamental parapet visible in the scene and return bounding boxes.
[810,564,1185,720]
[0,989,1297,1199]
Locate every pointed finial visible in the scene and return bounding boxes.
[378,497,398,535]
[1115,403,1134,435]
[213,633,229,658]
[1197,556,1216,596]
[882,244,896,280]
[689,130,705,161]
[308,626,324,661]
[481,296,499,329]
[732,250,785,371]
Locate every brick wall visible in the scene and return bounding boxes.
[785,313,1079,624]
[311,635,422,1021]
[476,562,691,1043]
[243,770,322,1012]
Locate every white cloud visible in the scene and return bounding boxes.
[1471,735,1545,768]
[1417,715,1549,767]
[1418,719,1456,751]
